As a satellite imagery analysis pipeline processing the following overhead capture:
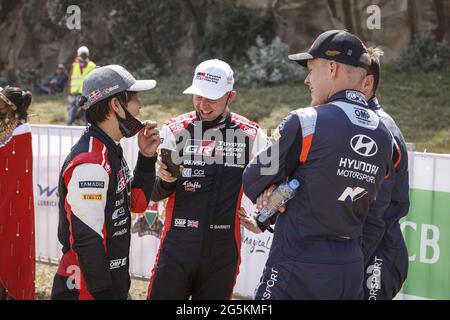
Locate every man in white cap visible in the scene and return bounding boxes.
[51,65,160,300]
[147,59,267,300]
[67,45,96,125]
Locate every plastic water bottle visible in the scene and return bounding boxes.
[256,179,300,226]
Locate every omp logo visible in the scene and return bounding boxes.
[354,108,371,121]
[37,185,58,197]
[184,139,216,156]
[110,258,127,270]
[174,219,186,227]
[350,135,378,157]
[338,187,367,202]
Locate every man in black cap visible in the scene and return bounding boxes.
[51,65,160,300]
[241,30,395,299]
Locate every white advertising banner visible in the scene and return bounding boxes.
[31,125,450,300]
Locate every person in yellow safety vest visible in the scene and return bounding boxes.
[67,46,96,125]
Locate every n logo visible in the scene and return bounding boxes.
[350,135,378,157]
[338,187,367,202]
[37,185,58,197]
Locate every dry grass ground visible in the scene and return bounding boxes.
[35,262,150,300]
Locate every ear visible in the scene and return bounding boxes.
[329,61,339,80]
[361,75,375,98]
[227,90,237,104]
[109,97,125,118]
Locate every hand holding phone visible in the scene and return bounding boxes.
[160,148,181,179]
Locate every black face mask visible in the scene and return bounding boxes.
[115,104,144,138]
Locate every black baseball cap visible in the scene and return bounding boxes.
[288,30,369,69]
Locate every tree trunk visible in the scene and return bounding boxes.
[433,0,447,41]
[407,0,419,44]
[342,0,354,32]
[327,0,338,18]
[352,0,363,38]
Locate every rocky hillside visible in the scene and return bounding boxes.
[0,0,449,84]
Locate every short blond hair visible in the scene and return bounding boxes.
[366,47,384,93]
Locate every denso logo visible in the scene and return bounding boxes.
[350,135,378,157]
[184,139,216,156]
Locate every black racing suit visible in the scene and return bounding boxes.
[362,96,410,300]
[51,124,156,300]
[147,111,266,299]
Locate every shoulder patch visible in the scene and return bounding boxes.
[165,111,197,134]
[64,136,111,178]
[295,107,318,138]
[330,101,380,131]
[231,113,260,138]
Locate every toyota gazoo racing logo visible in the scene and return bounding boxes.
[184,139,216,157]
[350,135,378,157]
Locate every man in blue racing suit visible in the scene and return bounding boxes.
[242,30,395,300]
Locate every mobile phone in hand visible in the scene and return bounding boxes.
[160,148,181,178]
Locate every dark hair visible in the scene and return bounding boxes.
[2,86,33,121]
[80,91,136,125]
[366,47,384,94]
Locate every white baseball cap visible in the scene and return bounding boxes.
[183,59,234,100]
[77,46,89,56]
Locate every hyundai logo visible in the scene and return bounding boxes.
[350,135,378,157]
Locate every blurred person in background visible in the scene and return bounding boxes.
[0,86,35,300]
[36,64,68,95]
[67,46,96,126]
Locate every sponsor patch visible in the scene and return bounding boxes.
[110,257,127,270]
[79,181,105,189]
[187,220,199,228]
[175,218,186,227]
[195,72,221,84]
[346,90,366,105]
[243,126,257,137]
[183,181,202,192]
[112,228,128,237]
[112,207,126,220]
[101,84,119,96]
[271,128,281,141]
[82,194,102,201]
[88,89,103,104]
[325,50,341,57]
[184,139,216,157]
[114,217,129,227]
[350,134,378,157]
[182,168,205,178]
